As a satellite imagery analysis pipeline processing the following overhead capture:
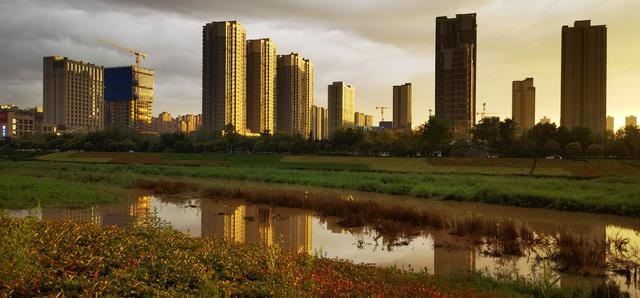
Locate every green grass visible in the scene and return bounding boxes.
[3,160,640,217]
[36,152,112,163]
[0,174,117,209]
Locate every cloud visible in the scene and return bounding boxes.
[1,0,639,128]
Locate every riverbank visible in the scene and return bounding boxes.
[1,155,640,216]
[0,216,616,297]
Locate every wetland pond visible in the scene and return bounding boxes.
[9,180,640,296]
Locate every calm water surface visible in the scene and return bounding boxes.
[9,182,640,296]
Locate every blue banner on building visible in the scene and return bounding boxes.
[104,67,133,101]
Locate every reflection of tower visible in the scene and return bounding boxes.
[201,199,246,243]
[245,206,274,245]
[42,206,102,225]
[130,195,152,225]
[433,231,475,277]
[274,209,312,254]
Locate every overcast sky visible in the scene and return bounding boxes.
[1,0,639,129]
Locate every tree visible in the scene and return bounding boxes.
[565,142,583,158]
[571,127,594,149]
[586,143,603,158]
[417,117,452,156]
[541,140,562,157]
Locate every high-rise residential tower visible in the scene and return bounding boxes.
[104,66,154,131]
[435,13,477,139]
[626,115,637,128]
[247,38,277,134]
[202,21,247,134]
[512,78,535,133]
[606,116,614,132]
[561,20,607,133]
[393,83,412,130]
[276,53,313,137]
[311,105,328,140]
[43,56,104,132]
[327,81,355,135]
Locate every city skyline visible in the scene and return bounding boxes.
[1,1,640,130]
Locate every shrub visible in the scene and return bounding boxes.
[564,142,583,158]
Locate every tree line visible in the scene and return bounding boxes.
[1,118,639,158]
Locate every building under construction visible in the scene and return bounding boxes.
[104,66,154,131]
[100,39,154,131]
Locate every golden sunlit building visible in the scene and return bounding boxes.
[561,20,607,133]
[43,56,104,132]
[177,114,202,134]
[606,116,615,132]
[152,111,177,134]
[247,38,277,134]
[202,21,247,134]
[311,105,328,140]
[393,83,412,130]
[512,78,536,133]
[625,115,637,128]
[354,112,366,127]
[435,14,477,139]
[328,81,355,136]
[104,66,154,131]
[276,53,313,137]
[364,114,374,127]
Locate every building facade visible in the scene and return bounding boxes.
[393,83,412,130]
[177,114,202,134]
[354,112,374,129]
[247,38,277,134]
[435,13,477,139]
[606,116,615,132]
[512,78,536,133]
[354,112,366,127]
[43,56,104,132]
[561,20,607,133]
[0,106,47,138]
[365,114,374,127]
[104,66,154,131]
[327,81,355,136]
[311,105,328,140]
[151,112,177,134]
[202,21,247,134]
[626,115,638,128]
[276,53,313,137]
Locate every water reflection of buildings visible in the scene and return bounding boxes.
[201,200,246,243]
[101,195,152,227]
[200,199,312,254]
[39,196,152,227]
[42,206,102,225]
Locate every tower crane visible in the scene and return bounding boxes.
[98,39,148,66]
[376,106,390,121]
[476,102,487,120]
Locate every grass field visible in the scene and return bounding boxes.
[36,151,636,178]
[0,175,117,209]
[4,153,640,216]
